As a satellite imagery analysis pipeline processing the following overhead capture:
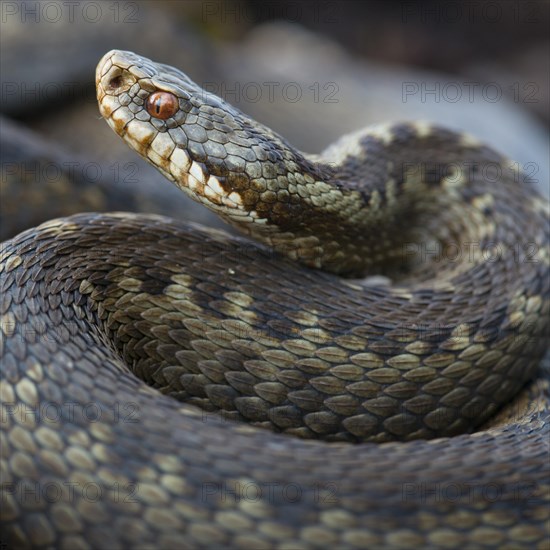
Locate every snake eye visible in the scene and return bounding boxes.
[146,91,179,120]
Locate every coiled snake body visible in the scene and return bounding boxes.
[1,50,549,548]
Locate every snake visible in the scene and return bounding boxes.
[1,49,549,549]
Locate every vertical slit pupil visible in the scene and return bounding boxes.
[146,91,178,119]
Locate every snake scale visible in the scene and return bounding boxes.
[1,49,549,549]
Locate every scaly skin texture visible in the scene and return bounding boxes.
[0,50,549,548]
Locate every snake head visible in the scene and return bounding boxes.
[96,50,324,232]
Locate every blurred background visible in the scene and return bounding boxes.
[1,0,548,238]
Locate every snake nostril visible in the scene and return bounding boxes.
[108,75,124,91]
